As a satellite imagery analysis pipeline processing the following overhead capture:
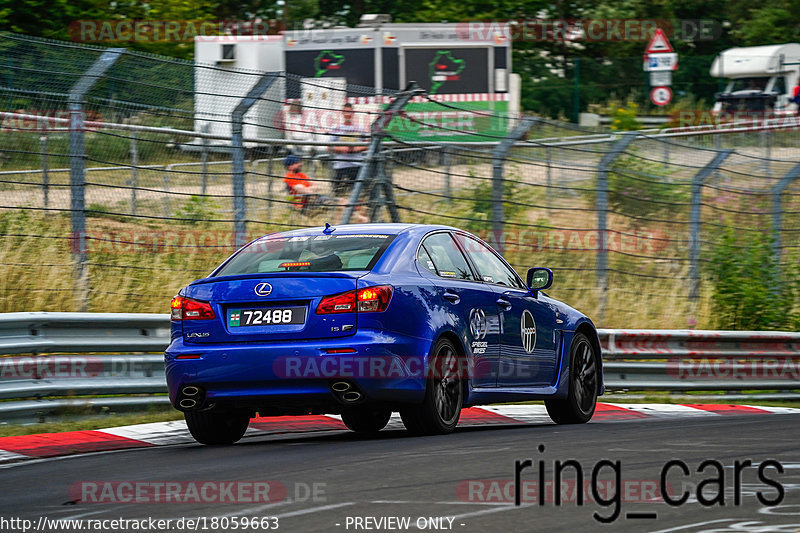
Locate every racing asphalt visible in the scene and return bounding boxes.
[1,413,799,532]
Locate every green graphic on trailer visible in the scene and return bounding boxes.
[314,50,345,78]
[429,50,465,94]
[384,99,510,142]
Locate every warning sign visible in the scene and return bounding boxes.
[646,28,673,53]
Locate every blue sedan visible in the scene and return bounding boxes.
[165,223,603,444]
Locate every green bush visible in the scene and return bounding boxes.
[583,154,689,227]
[708,226,800,330]
[609,101,642,131]
[462,175,532,235]
[173,195,219,226]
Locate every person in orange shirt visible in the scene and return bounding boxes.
[284,154,325,211]
[283,155,368,221]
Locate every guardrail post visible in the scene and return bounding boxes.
[340,84,421,225]
[231,73,278,248]
[772,162,800,288]
[595,132,638,324]
[68,48,125,312]
[689,150,733,302]
[490,116,535,253]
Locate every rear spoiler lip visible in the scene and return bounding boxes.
[188,271,370,286]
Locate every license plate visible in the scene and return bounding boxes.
[228,307,305,327]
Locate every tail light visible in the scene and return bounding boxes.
[316,286,392,314]
[170,296,216,320]
[357,286,392,312]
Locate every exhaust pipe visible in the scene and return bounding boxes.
[331,381,351,392]
[342,391,362,402]
[182,386,200,397]
[179,398,197,409]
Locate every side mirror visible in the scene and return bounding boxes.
[527,267,553,291]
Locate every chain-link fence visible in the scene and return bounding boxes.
[1,33,799,329]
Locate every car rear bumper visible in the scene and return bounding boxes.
[165,330,432,413]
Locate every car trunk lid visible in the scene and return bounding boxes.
[180,272,363,343]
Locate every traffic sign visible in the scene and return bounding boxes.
[650,71,672,86]
[650,86,673,106]
[643,52,678,71]
[646,28,673,53]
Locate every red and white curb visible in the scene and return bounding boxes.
[0,403,797,464]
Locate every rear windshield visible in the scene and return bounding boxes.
[214,234,395,276]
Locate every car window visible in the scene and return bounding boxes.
[214,234,394,275]
[420,233,475,281]
[457,235,524,289]
[417,245,437,275]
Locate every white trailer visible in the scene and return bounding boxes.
[193,17,518,144]
[710,43,800,115]
[194,35,285,146]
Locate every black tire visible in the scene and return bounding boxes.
[341,407,392,433]
[400,338,463,435]
[546,332,599,424]
[184,410,250,445]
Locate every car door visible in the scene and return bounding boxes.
[416,231,501,388]
[455,234,558,387]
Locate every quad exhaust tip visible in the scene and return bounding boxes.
[342,391,362,402]
[182,386,200,397]
[179,398,197,409]
[331,381,351,392]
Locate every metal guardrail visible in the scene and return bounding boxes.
[0,312,169,354]
[0,313,169,420]
[600,329,800,399]
[0,315,797,421]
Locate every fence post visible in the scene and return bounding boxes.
[595,132,638,324]
[545,145,552,214]
[490,116,535,253]
[68,48,124,312]
[771,162,800,286]
[231,73,278,249]
[443,146,452,203]
[129,131,138,216]
[162,171,170,218]
[265,145,276,221]
[572,57,580,123]
[340,84,421,225]
[368,152,388,222]
[201,123,210,196]
[40,133,49,208]
[689,150,733,302]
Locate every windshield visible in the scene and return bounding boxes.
[214,234,395,276]
[729,77,770,92]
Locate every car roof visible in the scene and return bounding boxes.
[258,223,458,239]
